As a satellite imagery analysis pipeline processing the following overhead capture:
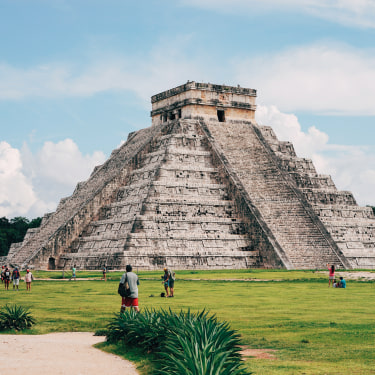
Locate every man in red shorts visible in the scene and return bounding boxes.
[120,264,140,312]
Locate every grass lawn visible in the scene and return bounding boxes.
[0,269,374,374]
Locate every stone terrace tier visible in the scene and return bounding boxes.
[55,120,260,270]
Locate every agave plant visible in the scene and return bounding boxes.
[157,310,248,375]
[106,308,250,374]
[0,304,36,331]
[106,308,169,352]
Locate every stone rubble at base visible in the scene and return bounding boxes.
[6,82,375,270]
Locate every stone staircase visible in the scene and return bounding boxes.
[202,119,350,269]
[257,125,375,268]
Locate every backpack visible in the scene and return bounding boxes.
[170,271,176,281]
[118,274,131,297]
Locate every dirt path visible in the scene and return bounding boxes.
[0,332,138,375]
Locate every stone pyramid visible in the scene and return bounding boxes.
[7,82,375,270]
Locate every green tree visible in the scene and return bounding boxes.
[0,216,42,257]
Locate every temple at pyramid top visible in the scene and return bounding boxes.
[5,81,375,271]
[151,81,257,126]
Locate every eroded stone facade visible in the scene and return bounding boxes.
[7,82,375,270]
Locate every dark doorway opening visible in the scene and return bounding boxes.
[48,257,56,270]
[217,109,226,122]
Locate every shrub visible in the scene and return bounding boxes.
[0,304,36,331]
[106,309,169,352]
[157,310,247,375]
[106,308,250,374]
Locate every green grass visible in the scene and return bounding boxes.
[0,270,374,374]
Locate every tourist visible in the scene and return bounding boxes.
[120,265,139,312]
[24,269,34,291]
[3,266,11,290]
[168,269,176,298]
[12,266,20,291]
[333,279,338,288]
[162,268,170,297]
[1,265,4,283]
[327,264,335,287]
[339,276,346,288]
[101,266,107,281]
[70,264,77,281]
[162,268,176,297]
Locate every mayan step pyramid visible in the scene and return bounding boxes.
[7,82,375,270]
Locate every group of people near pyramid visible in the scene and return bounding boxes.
[1,265,34,291]
[327,264,346,288]
[118,265,176,313]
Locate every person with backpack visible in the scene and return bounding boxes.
[3,267,11,290]
[12,267,20,291]
[119,265,139,313]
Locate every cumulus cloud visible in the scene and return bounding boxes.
[256,105,375,206]
[180,0,375,28]
[235,43,375,115]
[0,142,37,217]
[0,140,106,219]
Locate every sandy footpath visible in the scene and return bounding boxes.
[0,332,139,375]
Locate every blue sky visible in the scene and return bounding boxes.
[1,0,375,218]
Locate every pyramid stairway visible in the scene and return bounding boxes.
[57,120,260,269]
[257,125,375,268]
[201,119,351,269]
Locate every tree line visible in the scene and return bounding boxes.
[0,217,42,257]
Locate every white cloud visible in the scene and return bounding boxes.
[0,142,37,217]
[0,140,106,219]
[180,0,375,28]
[256,105,375,206]
[256,105,329,155]
[235,43,375,115]
[1,40,375,116]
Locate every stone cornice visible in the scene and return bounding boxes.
[151,81,256,104]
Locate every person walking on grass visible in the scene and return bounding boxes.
[24,269,34,291]
[327,264,335,287]
[120,265,139,313]
[70,264,76,281]
[162,268,170,297]
[12,267,20,291]
[101,266,107,281]
[168,269,175,298]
